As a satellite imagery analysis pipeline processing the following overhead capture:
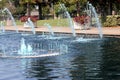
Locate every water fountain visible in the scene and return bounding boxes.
[0,10,5,33]
[0,33,69,58]
[73,2,103,39]
[0,36,120,80]
[27,18,36,34]
[86,2,103,38]
[0,2,119,80]
[18,38,33,56]
[0,21,5,33]
[0,3,103,58]
[59,4,76,37]
[44,23,54,36]
[0,2,104,59]
[2,8,18,33]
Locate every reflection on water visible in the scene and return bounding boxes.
[0,37,120,80]
[100,38,120,80]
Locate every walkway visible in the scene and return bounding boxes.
[4,25,120,37]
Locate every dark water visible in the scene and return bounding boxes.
[0,33,120,80]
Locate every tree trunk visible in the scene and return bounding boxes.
[38,3,42,20]
[27,3,31,16]
[76,1,80,16]
[101,6,107,23]
[108,0,112,15]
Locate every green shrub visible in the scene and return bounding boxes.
[117,17,120,26]
[103,15,120,27]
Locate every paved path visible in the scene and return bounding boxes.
[4,25,120,36]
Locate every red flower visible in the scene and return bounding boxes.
[73,15,90,25]
[20,16,38,22]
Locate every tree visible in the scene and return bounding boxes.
[88,0,120,22]
[19,0,36,16]
[35,0,48,19]
[0,0,17,14]
[55,0,87,16]
[34,0,59,19]
[19,0,56,19]
[75,0,87,16]
[0,0,7,9]
[88,0,120,15]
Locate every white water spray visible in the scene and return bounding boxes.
[27,18,36,34]
[0,21,5,32]
[87,2,103,38]
[60,4,76,37]
[44,23,54,36]
[18,38,33,56]
[2,8,18,33]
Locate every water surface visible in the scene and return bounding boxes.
[0,36,120,80]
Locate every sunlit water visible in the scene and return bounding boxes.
[0,33,120,80]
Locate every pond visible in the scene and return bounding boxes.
[0,33,120,80]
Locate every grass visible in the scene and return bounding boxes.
[16,18,69,27]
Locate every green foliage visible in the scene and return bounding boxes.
[13,6,26,15]
[19,0,36,4]
[57,0,87,14]
[117,17,120,25]
[0,0,7,9]
[103,15,120,27]
[42,5,50,15]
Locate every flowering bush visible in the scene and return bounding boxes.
[73,15,90,25]
[20,16,38,22]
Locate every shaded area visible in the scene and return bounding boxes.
[100,37,120,80]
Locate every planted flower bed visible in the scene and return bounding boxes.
[73,15,90,29]
[20,16,38,22]
[20,16,38,28]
